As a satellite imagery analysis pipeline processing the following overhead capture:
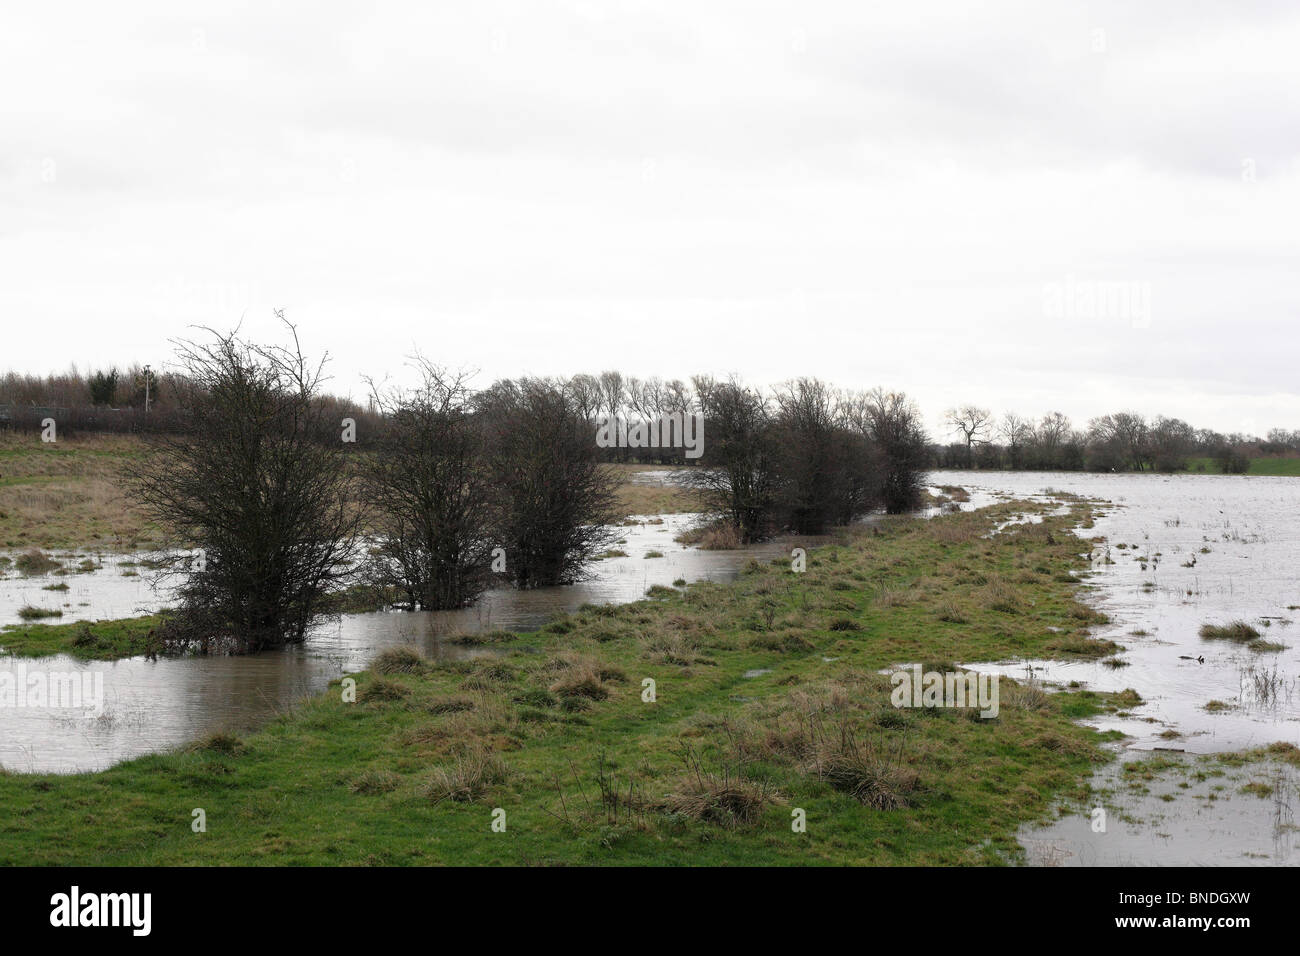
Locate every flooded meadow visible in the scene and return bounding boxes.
[3,468,1297,865]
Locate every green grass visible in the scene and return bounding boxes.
[0,614,164,660]
[1186,456,1300,476]
[0,500,1136,865]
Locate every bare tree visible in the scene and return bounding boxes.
[770,379,873,533]
[1149,415,1195,473]
[477,377,620,587]
[133,319,363,654]
[1089,412,1149,471]
[567,373,604,424]
[685,377,778,542]
[855,388,929,514]
[945,405,993,468]
[999,412,1032,469]
[362,360,497,610]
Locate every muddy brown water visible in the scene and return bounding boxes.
[0,513,823,772]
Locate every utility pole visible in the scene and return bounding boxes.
[144,364,151,414]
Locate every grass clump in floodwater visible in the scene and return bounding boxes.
[13,549,62,575]
[0,499,1139,865]
[1198,621,1262,642]
[15,605,63,621]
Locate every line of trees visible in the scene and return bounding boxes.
[134,326,623,653]
[7,365,1295,478]
[360,360,621,613]
[685,378,928,541]
[122,326,932,655]
[937,407,1281,474]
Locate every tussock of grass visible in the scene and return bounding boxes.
[372,646,427,675]
[818,734,920,810]
[350,769,401,795]
[14,549,62,574]
[360,676,409,703]
[192,732,245,756]
[549,658,620,700]
[1198,621,1262,642]
[423,749,510,804]
[656,746,776,827]
[1044,634,1121,658]
[16,605,62,621]
[936,601,969,624]
[1003,683,1050,711]
[979,577,1024,614]
[876,586,914,607]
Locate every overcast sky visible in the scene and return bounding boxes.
[2,1,1297,436]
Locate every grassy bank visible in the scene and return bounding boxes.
[0,614,164,660]
[0,499,1133,865]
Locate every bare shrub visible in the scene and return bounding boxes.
[133,320,363,654]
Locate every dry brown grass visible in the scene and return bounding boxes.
[0,442,690,552]
[656,743,777,827]
[0,434,163,551]
[977,575,1025,614]
[372,645,427,675]
[817,735,920,809]
[674,518,742,550]
[703,681,924,811]
[548,654,626,700]
[608,465,698,517]
[423,747,511,804]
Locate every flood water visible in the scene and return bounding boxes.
[940,471,1300,751]
[0,511,819,772]
[935,469,1300,865]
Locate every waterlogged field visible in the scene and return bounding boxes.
[933,470,1300,865]
[0,496,1135,865]
[0,469,1295,865]
[938,471,1300,749]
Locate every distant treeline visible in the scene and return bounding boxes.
[933,407,1299,474]
[0,365,378,437]
[4,365,1293,478]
